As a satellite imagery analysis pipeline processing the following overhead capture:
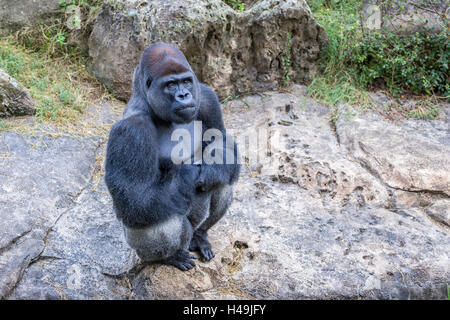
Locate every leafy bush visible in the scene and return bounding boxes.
[350,30,449,96]
[306,0,449,105]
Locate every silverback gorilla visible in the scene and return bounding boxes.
[105,43,240,270]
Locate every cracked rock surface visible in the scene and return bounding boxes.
[1,87,449,299]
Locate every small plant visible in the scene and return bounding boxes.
[0,49,24,76]
[37,98,60,121]
[57,83,76,106]
[55,32,67,47]
[223,0,245,12]
[281,33,292,87]
[409,101,440,120]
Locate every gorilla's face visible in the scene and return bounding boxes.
[136,43,200,124]
[149,71,199,124]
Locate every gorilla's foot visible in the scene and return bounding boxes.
[189,231,215,261]
[162,250,197,271]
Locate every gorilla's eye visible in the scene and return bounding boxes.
[183,78,192,84]
[166,81,176,89]
[146,79,152,87]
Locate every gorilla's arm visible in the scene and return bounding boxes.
[196,85,241,191]
[105,114,191,228]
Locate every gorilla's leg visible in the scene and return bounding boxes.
[187,189,212,230]
[189,184,233,261]
[124,215,197,271]
[161,216,197,271]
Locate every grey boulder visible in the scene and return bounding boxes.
[0,0,61,36]
[0,69,35,117]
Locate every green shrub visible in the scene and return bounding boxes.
[350,30,449,96]
[223,0,245,12]
[306,0,449,105]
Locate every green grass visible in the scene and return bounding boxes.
[0,119,12,131]
[306,0,371,111]
[0,37,103,125]
[409,104,440,120]
[307,75,371,120]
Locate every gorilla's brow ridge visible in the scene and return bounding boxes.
[154,57,190,77]
[144,45,190,78]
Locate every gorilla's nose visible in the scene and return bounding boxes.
[176,91,192,102]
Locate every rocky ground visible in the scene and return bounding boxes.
[0,85,448,299]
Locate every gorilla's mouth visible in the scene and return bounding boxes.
[175,104,196,112]
[174,104,198,122]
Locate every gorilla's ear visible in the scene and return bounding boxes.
[146,78,152,88]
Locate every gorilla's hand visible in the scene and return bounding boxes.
[195,165,218,193]
[178,164,201,198]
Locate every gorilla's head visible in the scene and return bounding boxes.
[134,43,200,124]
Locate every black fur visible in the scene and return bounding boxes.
[104,43,240,270]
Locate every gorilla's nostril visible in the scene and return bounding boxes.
[178,92,190,100]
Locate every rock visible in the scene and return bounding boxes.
[362,0,448,33]
[336,106,450,198]
[1,90,449,299]
[0,0,61,36]
[0,132,98,298]
[0,69,35,117]
[425,199,450,228]
[88,0,328,100]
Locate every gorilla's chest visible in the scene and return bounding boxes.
[157,121,202,164]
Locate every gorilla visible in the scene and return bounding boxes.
[104,43,240,271]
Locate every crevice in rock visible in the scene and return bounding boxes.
[425,212,450,229]
[329,120,340,145]
[350,153,450,229]
[388,185,449,199]
[27,255,63,268]
[2,258,31,300]
[67,140,104,200]
[352,153,448,199]
[349,137,449,200]
[0,229,32,256]
[101,259,149,281]
[101,261,150,299]
[353,157,386,186]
